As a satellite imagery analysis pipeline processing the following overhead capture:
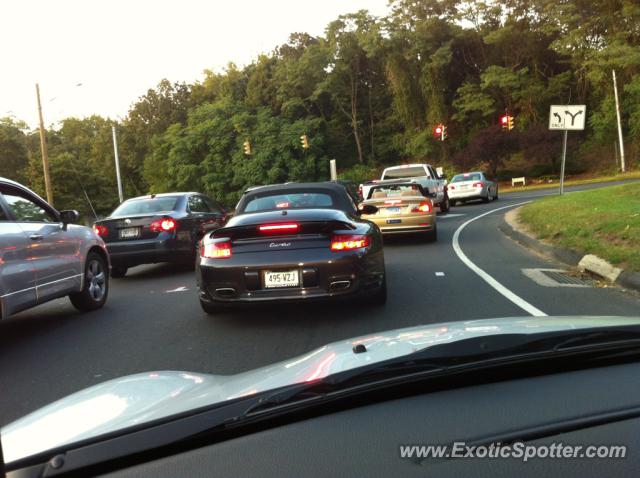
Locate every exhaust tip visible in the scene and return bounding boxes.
[329,280,351,291]
[215,287,236,297]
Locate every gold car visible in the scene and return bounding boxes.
[360,182,437,241]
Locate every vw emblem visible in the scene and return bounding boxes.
[124,219,131,224]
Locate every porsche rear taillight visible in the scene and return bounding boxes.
[330,234,370,251]
[150,217,177,232]
[202,241,232,259]
[93,224,108,237]
[258,223,299,233]
[411,201,433,214]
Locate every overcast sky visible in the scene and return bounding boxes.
[1,0,390,129]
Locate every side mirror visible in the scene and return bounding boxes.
[59,210,79,230]
[358,204,378,215]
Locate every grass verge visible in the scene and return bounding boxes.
[518,183,640,272]
[500,171,640,194]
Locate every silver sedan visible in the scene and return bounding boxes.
[0,178,109,319]
[447,172,498,205]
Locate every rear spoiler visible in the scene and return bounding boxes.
[209,220,356,241]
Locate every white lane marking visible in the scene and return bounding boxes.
[166,286,189,293]
[435,272,445,277]
[452,202,548,317]
[439,213,466,218]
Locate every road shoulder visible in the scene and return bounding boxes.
[499,207,640,293]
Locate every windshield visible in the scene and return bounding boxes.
[383,167,427,179]
[110,197,179,217]
[2,0,640,468]
[452,173,483,183]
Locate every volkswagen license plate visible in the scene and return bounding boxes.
[119,227,140,239]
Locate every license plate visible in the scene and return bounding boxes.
[263,270,300,288]
[387,219,402,224]
[386,207,401,214]
[119,227,140,239]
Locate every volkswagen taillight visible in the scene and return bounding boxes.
[411,201,433,214]
[150,217,177,232]
[93,224,108,237]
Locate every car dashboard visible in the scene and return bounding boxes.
[90,361,640,477]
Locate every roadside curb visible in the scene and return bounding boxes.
[499,207,640,293]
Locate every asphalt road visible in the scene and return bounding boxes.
[1,180,639,427]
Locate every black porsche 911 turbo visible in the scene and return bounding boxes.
[196,182,386,314]
[93,192,228,277]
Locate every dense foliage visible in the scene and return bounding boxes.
[1,0,639,219]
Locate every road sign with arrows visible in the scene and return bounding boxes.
[548,104,587,196]
[549,105,586,130]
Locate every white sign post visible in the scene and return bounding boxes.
[549,105,586,195]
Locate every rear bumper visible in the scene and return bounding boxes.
[197,247,385,306]
[448,188,485,200]
[105,238,192,267]
[369,214,436,235]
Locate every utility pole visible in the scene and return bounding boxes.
[36,83,53,204]
[112,125,124,203]
[612,69,626,173]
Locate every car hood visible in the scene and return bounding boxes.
[3,315,640,463]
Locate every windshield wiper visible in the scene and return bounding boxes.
[218,327,640,422]
[326,327,640,388]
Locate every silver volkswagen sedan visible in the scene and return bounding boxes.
[0,178,110,319]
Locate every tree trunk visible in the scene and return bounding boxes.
[351,70,364,164]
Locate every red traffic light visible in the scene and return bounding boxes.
[435,126,442,134]
[500,115,509,125]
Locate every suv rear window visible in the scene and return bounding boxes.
[110,197,179,217]
[243,192,334,213]
[383,167,427,179]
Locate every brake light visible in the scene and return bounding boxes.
[448,185,456,190]
[202,241,232,259]
[473,182,484,188]
[150,218,177,232]
[93,224,108,237]
[411,201,433,214]
[330,234,370,251]
[258,223,299,233]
